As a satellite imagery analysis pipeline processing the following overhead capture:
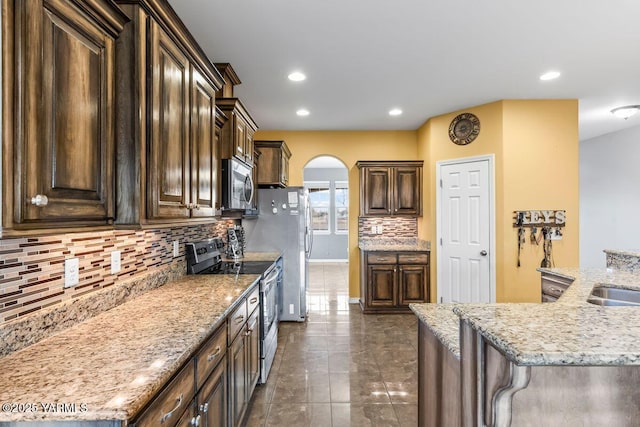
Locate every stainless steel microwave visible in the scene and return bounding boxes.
[221,159,254,210]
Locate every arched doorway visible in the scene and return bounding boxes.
[303,155,350,312]
[303,156,349,261]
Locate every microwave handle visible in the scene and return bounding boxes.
[244,174,254,204]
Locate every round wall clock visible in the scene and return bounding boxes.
[449,113,480,145]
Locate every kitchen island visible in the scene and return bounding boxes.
[411,267,640,426]
[0,252,281,425]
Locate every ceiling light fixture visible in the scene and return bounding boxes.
[296,108,310,116]
[288,71,306,82]
[610,105,640,120]
[539,71,561,81]
[389,108,403,116]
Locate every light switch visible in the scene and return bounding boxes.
[111,250,121,274]
[377,225,384,234]
[64,258,79,288]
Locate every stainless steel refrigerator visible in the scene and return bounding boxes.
[243,187,312,322]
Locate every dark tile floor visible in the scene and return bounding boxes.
[244,262,419,426]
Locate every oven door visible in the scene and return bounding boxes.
[261,264,280,338]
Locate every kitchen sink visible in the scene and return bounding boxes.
[587,286,640,307]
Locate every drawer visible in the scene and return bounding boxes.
[367,253,397,264]
[541,278,569,298]
[228,298,247,343]
[135,359,195,427]
[398,253,429,265]
[247,285,260,316]
[195,324,227,390]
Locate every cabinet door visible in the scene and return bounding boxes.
[234,116,246,161]
[367,265,397,307]
[362,167,392,215]
[398,265,428,305]
[244,129,254,166]
[281,152,289,186]
[393,166,422,215]
[190,67,217,217]
[199,356,227,427]
[246,308,260,398]
[228,331,247,427]
[148,21,191,219]
[15,0,119,227]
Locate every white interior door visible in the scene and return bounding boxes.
[438,156,494,303]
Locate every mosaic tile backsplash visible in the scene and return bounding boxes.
[0,221,232,325]
[358,217,418,239]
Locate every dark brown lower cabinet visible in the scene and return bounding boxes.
[360,251,430,313]
[229,307,260,427]
[198,355,227,427]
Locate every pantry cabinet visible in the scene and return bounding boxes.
[255,140,291,188]
[357,161,423,217]
[360,251,430,313]
[115,0,224,226]
[1,0,128,236]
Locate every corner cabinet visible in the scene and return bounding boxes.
[115,0,224,226]
[357,161,423,217]
[254,140,291,188]
[360,251,430,313]
[1,0,128,236]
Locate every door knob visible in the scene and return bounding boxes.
[480,250,488,256]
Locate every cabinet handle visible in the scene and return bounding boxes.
[30,194,48,207]
[376,258,387,262]
[249,297,258,304]
[191,415,201,426]
[404,258,417,262]
[235,315,244,324]
[245,327,253,336]
[199,403,209,413]
[549,286,563,294]
[160,394,183,423]
[207,346,221,362]
[193,204,200,210]
[394,267,397,273]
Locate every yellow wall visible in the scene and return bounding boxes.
[254,130,418,299]
[417,100,579,302]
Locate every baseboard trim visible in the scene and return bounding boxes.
[309,259,348,263]
[349,298,360,304]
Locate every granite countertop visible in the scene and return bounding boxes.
[359,238,430,252]
[412,267,640,367]
[603,249,640,257]
[0,273,261,422]
[410,304,461,359]
[223,251,282,262]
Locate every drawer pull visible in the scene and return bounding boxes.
[376,258,388,262]
[404,258,417,262]
[160,394,183,423]
[549,286,563,294]
[249,297,258,304]
[235,315,245,324]
[207,346,222,362]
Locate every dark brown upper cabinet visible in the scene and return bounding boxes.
[357,161,423,217]
[254,140,291,188]
[115,0,224,225]
[215,64,259,167]
[1,0,128,236]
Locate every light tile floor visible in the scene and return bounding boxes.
[244,262,418,426]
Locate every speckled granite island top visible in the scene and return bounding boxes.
[223,251,282,262]
[0,273,261,422]
[410,304,461,359]
[413,267,640,367]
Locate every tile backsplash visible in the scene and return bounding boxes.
[358,217,417,239]
[0,220,233,325]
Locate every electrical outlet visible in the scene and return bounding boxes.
[173,240,179,257]
[370,226,376,235]
[111,250,121,274]
[64,258,79,288]
[377,225,384,234]
[289,304,294,314]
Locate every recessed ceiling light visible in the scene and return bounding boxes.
[611,105,640,120]
[389,108,403,116]
[539,71,561,81]
[296,108,310,116]
[288,71,306,82]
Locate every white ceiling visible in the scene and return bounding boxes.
[168,0,640,141]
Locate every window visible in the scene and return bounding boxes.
[335,181,348,233]
[306,182,330,233]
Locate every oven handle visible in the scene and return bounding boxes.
[263,265,281,285]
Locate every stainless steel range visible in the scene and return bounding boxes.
[185,239,281,384]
